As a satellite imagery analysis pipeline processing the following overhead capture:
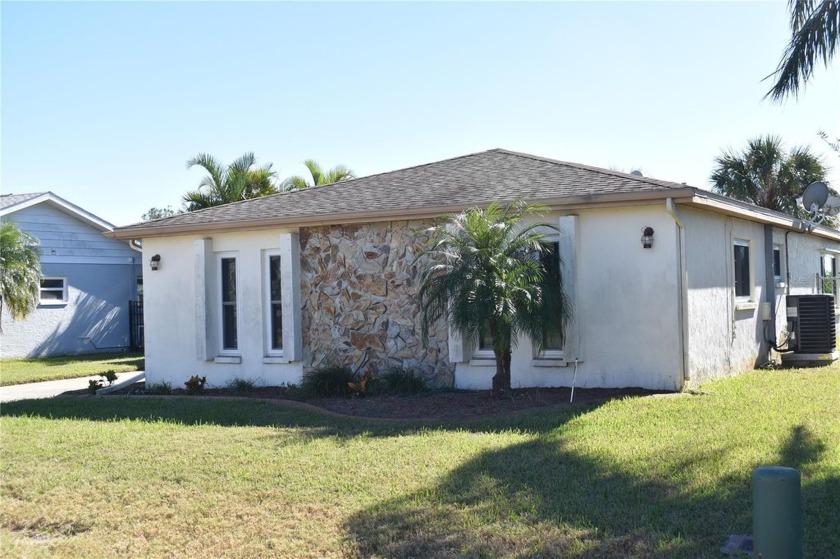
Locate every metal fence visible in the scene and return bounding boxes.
[129,300,144,350]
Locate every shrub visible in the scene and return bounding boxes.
[301,364,354,398]
[382,367,426,394]
[100,370,119,385]
[88,379,104,394]
[145,381,172,395]
[226,377,260,393]
[184,375,207,395]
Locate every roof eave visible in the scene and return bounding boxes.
[108,188,698,240]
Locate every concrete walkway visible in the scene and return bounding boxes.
[0,372,144,404]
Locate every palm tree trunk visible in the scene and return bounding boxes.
[492,350,512,392]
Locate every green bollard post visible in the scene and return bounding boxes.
[752,466,802,559]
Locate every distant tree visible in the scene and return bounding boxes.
[818,130,840,156]
[766,0,839,100]
[418,201,572,392]
[183,153,278,211]
[0,221,41,330]
[280,159,354,191]
[141,206,177,221]
[710,135,828,217]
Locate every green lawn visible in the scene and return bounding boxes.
[1,367,838,558]
[0,352,144,386]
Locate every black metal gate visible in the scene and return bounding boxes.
[129,300,144,350]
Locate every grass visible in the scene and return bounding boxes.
[1,366,838,558]
[0,352,144,387]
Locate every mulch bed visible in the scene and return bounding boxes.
[96,384,670,420]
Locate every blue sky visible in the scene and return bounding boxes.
[2,1,838,226]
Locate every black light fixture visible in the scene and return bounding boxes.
[150,254,161,271]
[641,227,655,249]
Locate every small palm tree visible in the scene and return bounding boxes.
[766,0,839,100]
[280,159,354,191]
[419,201,572,392]
[183,152,278,211]
[710,136,827,216]
[0,221,42,330]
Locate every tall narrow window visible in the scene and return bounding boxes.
[773,246,782,283]
[541,241,563,351]
[822,254,837,297]
[267,254,283,351]
[734,240,751,299]
[221,257,238,351]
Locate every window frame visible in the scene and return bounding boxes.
[39,277,68,305]
[773,244,785,286]
[733,239,753,301]
[535,238,565,360]
[217,252,241,356]
[263,250,284,357]
[821,252,837,299]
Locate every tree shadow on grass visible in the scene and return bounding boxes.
[343,424,840,559]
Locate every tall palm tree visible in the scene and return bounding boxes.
[418,201,572,392]
[280,159,354,191]
[0,221,42,330]
[766,0,839,100]
[183,152,278,211]
[710,136,827,216]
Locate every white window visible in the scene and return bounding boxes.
[733,240,752,300]
[264,251,283,356]
[39,277,67,304]
[218,254,239,354]
[821,253,837,298]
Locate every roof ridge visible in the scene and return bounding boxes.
[494,149,690,190]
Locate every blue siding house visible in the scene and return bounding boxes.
[0,192,142,358]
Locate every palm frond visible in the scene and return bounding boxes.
[303,159,325,186]
[0,221,42,329]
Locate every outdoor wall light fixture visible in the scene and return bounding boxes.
[641,227,655,249]
[150,254,161,271]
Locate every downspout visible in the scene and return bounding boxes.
[666,198,690,387]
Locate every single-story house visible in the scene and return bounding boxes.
[111,149,840,391]
[1,192,143,358]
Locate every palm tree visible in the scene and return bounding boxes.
[0,221,42,330]
[710,136,828,216]
[183,152,278,211]
[766,0,839,100]
[280,159,354,191]
[418,201,572,392]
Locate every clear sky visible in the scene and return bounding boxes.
[2,1,838,226]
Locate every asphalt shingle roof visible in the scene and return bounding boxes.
[0,192,48,210]
[115,149,691,236]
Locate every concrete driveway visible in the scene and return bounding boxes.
[0,372,143,403]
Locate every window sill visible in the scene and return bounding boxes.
[262,356,291,364]
[775,281,786,289]
[735,302,757,311]
[38,301,68,307]
[468,358,496,367]
[531,358,569,368]
[214,355,241,364]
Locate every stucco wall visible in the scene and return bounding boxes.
[453,205,683,391]
[299,222,453,387]
[142,231,303,388]
[681,206,840,385]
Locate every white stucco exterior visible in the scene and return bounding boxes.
[142,230,303,388]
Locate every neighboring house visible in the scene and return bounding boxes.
[1,192,142,358]
[111,149,840,391]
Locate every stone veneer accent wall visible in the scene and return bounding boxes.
[299,221,454,387]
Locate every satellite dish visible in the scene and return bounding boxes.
[802,181,829,212]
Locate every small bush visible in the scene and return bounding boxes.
[145,381,172,395]
[382,367,426,394]
[88,379,104,394]
[100,370,119,385]
[301,364,355,398]
[226,377,260,392]
[184,375,207,395]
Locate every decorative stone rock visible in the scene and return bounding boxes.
[300,220,454,387]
